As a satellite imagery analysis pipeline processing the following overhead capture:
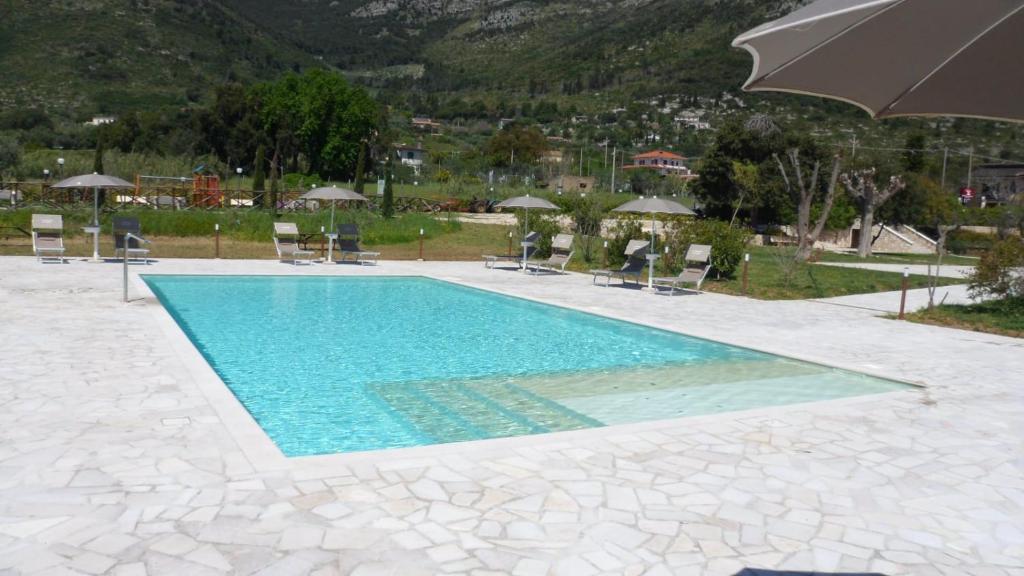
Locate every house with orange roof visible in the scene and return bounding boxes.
[623,150,696,180]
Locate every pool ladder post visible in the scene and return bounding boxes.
[123,232,151,303]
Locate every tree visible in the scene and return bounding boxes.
[729,160,758,227]
[252,143,266,206]
[353,140,366,195]
[381,159,394,219]
[258,69,379,179]
[901,133,927,173]
[484,124,547,167]
[93,136,105,174]
[968,238,1024,301]
[774,148,843,261]
[268,148,280,212]
[0,134,20,182]
[840,168,906,258]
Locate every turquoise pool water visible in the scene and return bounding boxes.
[145,275,907,456]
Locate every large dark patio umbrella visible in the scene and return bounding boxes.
[51,173,135,261]
[613,196,695,290]
[496,195,559,272]
[732,0,1024,122]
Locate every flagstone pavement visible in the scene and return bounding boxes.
[1,256,1022,576]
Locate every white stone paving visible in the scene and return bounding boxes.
[1,255,1022,575]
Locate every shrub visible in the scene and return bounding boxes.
[968,237,1024,300]
[605,217,645,267]
[665,219,752,278]
[946,229,997,255]
[514,212,562,258]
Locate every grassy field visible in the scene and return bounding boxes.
[816,250,978,266]
[2,226,963,301]
[902,299,1024,339]
[695,247,961,300]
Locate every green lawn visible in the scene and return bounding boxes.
[816,250,978,266]
[902,298,1024,339]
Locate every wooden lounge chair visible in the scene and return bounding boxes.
[483,231,540,269]
[528,233,575,274]
[273,222,314,265]
[335,223,380,265]
[113,216,151,264]
[653,244,712,294]
[31,214,66,263]
[590,239,650,286]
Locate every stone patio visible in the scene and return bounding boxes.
[0,255,1022,576]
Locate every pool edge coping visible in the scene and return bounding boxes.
[134,270,925,473]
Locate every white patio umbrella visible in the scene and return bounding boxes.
[301,185,369,231]
[496,195,559,272]
[613,196,695,290]
[51,173,135,261]
[301,186,369,262]
[732,0,1024,123]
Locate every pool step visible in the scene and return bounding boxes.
[371,379,599,442]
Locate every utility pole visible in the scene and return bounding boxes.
[940,147,949,191]
[579,147,584,177]
[850,135,858,160]
[604,143,608,168]
[610,146,617,193]
[967,147,974,188]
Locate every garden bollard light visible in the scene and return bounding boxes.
[508,230,513,257]
[320,226,326,260]
[742,253,750,295]
[898,267,909,320]
[418,228,424,261]
[214,223,220,259]
[602,240,608,268]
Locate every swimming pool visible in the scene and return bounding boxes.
[145,275,908,456]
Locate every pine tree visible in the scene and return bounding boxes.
[381,159,394,219]
[93,136,105,175]
[353,141,366,195]
[253,144,266,191]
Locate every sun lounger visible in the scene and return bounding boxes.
[113,216,151,264]
[591,239,650,286]
[653,244,712,294]
[273,222,315,265]
[483,231,541,269]
[31,214,66,263]
[528,233,575,274]
[335,223,380,265]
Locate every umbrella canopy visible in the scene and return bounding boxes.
[732,0,1024,122]
[301,186,369,230]
[51,173,135,227]
[51,173,135,190]
[496,195,560,211]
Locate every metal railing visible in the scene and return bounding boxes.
[122,232,151,303]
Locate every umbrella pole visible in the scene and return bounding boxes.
[92,187,100,261]
[648,213,656,290]
[522,208,529,272]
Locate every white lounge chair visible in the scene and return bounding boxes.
[113,216,151,264]
[591,239,650,286]
[273,222,314,265]
[335,223,380,265]
[653,244,712,294]
[31,214,66,263]
[528,233,575,274]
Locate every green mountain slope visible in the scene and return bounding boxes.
[0,0,317,117]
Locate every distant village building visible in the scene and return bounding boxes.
[674,113,711,130]
[540,150,564,164]
[623,150,696,180]
[395,144,427,175]
[552,175,596,194]
[411,117,443,134]
[497,118,517,130]
[85,115,116,126]
[972,163,1024,206]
